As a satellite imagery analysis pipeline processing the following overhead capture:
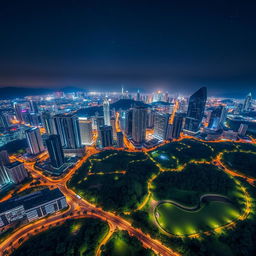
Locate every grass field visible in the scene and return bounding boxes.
[156,201,240,236]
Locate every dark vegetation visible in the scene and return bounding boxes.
[0,139,27,154]
[152,163,240,206]
[68,151,159,213]
[11,218,108,256]
[222,151,256,178]
[101,230,156,256]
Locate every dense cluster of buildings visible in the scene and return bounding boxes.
[0,87,255,174]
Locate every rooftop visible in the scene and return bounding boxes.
[0,188,65,213]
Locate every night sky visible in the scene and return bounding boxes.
[0,0,256,96]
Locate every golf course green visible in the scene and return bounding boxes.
[155,198,240,236]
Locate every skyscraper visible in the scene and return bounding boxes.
[103,98,111,126]
[125,109,133,136]
[53,114,81,149]
[116,131,124,148]
[0,113,9,129]
[46,135,65,168]
[96,116,105,131]
[170,112,185,139]
[136,90,141,101]
[184,87,207,133]
[208,106,226,130]
[42,111,56,135]
[110,117,117,139]
[14,103,23,122]
[99,125,113,148]
[25,128,44,155]
[79,118,93,145]
[242,93,252,112]
[153,112,170,140]
[29,100,39,113]
[132,106,147,144]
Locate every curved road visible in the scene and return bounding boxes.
[0,147,179,256]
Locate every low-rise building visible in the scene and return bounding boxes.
[0,188,67,227]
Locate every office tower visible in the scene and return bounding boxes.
[132,106,147,144]
[124,109,133,136]
[170,112,185,139]
[46,135,65,168]
[110,117,117,139]
[238,124,248,136]
[147,109,155,128]
[103,98,111,126]
[153,112,170,140]
[116,131,124,148]
[42,111,56,135]
[0,113,9,129]
[119,110,126,131]
[208,106,226,130]
[99,125,113,148]
[14,103,23,122]
[96,116,105,130]
[0,150,10,166]
[136,90,141,101]
[79,118,93,145]
[29,100,39,113]
[5,161,28,184]
[25,127,44,155]
[184,87,207,133]
[30,113,41,127]
[164,92,169,102]
[53,114,81,149]
[242,93,252,112]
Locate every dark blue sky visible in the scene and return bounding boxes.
[0,0,255,95]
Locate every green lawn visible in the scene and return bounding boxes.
[156,201,240,236]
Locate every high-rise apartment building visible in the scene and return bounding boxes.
[42,111,56,135]
[153,112,170,140]
[125,109,133,136]
[132,106,147,144]
[53,114,81,149]
[25,127,44,155]
[169,112,185,139]
[99,125,113,148]
[5,161,28,184]
[14,103,23,122]
[79,118,93,145]
[116,131,124,148]
[46,135,65,168]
